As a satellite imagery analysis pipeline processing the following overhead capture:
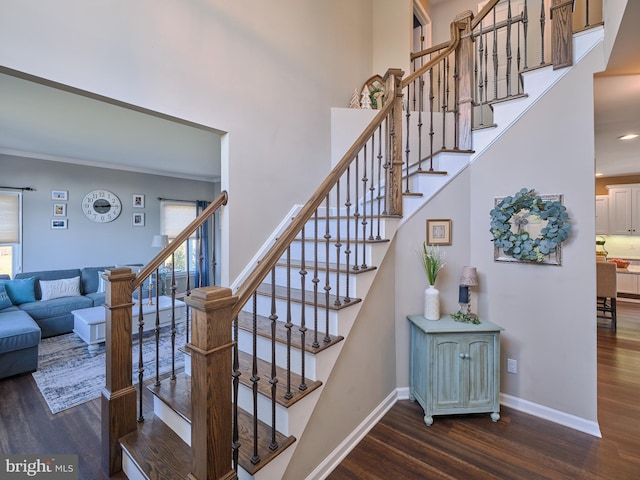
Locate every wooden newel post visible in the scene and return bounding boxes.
[550,0,575,69]
[383,67,405,217]
[186,286,238,480]
[102,267,137,475]
[454,10,474,151]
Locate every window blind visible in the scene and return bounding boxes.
[160,200,197,238]
[0,192,19,244]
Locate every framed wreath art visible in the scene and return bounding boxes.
[490,188,571,265]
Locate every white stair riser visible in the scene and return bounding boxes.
[250,296,340,336]
[237,383,290,435]
[297,216,387,240]
[290,239,375,266]
[237,328,318,380]
[271,264,358,297]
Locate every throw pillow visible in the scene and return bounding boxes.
[97,272,106,293]
[0,277,36,304]
[40,276,81,301]
[0,283,12,309]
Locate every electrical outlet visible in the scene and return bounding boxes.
[507,358,518,374]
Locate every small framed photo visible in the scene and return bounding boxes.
[53,203,67,217]
[51,190,68,201]
[133,212,145,227]
[133,194,145,208]
[426,219,452,246]
[51,219,68,229]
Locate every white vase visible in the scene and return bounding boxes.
[424,284,440,320]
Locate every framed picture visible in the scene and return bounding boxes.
[133,194,145,208]
[53,203,67,217]
[51,219,68,229]
[51,190,68,201]
[426,219,452,246]
[132,212,145,227]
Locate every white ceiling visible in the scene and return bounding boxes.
[594,0,640,177]
[0,2,637,181]
[0,69,222,183]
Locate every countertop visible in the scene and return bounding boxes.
[617,265,640,275]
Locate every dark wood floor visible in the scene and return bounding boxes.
[0,303,638,479]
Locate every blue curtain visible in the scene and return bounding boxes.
[196,200,210,287]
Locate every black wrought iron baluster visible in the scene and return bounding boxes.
[428,67,435,169]
[285,247,293,400]
[484,30,489,106]
[540,0,546,65]
[353,154,360,271]
[523,0,529,70]
[436,55,442,158]
[312,211,320,349]
[441,59,447,151]
[478,23,486,126]
[334,181,342,307]
[344,166,352,303]
[185,244,191,345]
[170,271,176,381]
[269,268,279,451]
[493,8,499,101]
[382,117,390,216]
[585,0,590,28]
[506,0,513,98]
[360,153,368,270]
[404,89,411,193]
[517,11,523,94]
[137,285,144,422]
[154,268,161,387]
[299,225,308,392]
[232,314,240,471]
[376,125,383,240]
[417,74,424,172]
[369,137,376,242]
[453,52,460,148]
[250,292,260,465]
[324,196,332,343]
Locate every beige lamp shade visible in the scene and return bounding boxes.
[151,234,169,249]
[460,266,479,286]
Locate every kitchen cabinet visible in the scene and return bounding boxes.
[595,195,608,234]
[617,266,640,294]
[607,185,640,235]
[407,315,503,426]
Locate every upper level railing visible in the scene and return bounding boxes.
[101,1,601,478]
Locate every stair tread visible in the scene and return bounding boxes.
[120,414,191,480]
[237,310,344,354]
[256,282,362,311]
[276,259,377,275]
[145,373,296,476]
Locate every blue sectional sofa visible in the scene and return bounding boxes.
[0,266,115,379]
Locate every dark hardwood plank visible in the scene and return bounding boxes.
[328,300,640,480]
[1,301,639,479]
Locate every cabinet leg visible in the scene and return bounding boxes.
[409,393,415,402]
[490,412,500,422]
[424,415,433,426]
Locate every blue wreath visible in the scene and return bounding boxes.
[490,188,571,262]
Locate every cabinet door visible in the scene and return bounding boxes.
[466,336,496,409]
[633,188,640,234]
[595,195,608,234]
[617,273,638,294]
[433,336,464,409]
[608,188,633,235]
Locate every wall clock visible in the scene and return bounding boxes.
[82,189,122,223]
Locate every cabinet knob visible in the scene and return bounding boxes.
[459,353,470,359]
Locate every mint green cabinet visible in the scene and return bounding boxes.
[407,315,503,426]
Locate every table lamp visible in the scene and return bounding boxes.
[459,266,479,317]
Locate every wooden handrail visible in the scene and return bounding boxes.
[133,190,228,289]
[410,39,451,61]
[231,79,401,319]
[471,0,503,30]
[402,20,461,88]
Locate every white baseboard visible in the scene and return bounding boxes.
[305,390,399,480]
[500,393,602,438]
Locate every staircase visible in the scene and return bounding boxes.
[102,1,604,479]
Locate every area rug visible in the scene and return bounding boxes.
[32,324,186,414]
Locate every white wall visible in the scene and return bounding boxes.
[468,44,604,423]
[0,0,377,283]
[0,155,217,271]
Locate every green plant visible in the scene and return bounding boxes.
[451,311,481,324]
[419,242,445,286]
